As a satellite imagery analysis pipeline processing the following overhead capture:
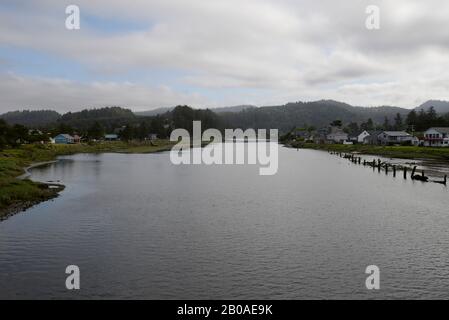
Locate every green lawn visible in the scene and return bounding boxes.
[295,143,449,160]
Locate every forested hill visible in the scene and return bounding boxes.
[0,110,61,127]
[59,107,136,130]
[415,100,449,114]
[0,107,136,129]
[2,100,448,133]
[219,100,409,132]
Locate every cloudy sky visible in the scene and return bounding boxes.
[1,0,449,112]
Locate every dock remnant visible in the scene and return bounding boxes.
[328,149,447,187]
[434,175,447,185]
[411,166,429,182]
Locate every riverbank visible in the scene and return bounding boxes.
[284,141,449,161]
[0,140,175,220]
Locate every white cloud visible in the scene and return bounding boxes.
[0,73,210,112]
[1,0,449,111]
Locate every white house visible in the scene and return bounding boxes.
[423,127,449,147]
[326,127,348,143]
[354,130,370,143]
[148,133,158,140]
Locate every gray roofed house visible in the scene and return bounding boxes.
[378,131,413,145]
[363,130,383,145]
[104,134,119,141]
[326,126,348,144]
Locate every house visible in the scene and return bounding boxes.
[377,131,414,146]
[313,127,330,144]
[363,130,383,145]
[73,135,81,143]
[294,129,311,140]
[349,130,370,143]
[54,134,74,144]
[423,127,449,147]
[28,129,43,136]
[148,133,158,140]
[104,134,119,141]
[326,127,348,144]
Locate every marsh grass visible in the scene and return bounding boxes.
[0,140,175,217]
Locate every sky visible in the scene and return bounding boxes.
[1,0,449,113]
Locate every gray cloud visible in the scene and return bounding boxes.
[1,0,449,111]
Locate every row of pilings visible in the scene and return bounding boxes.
[329,151,447,186]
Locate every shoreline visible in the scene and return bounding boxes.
[17,160,59,180]
[282,141,449,162]
[0,183,65,221]
[0,140,175,221]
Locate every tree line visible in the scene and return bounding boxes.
[344,107,449,135]
[0,119,49,149]
[0,106,224,149]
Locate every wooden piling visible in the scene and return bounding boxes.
[393,165,396,177]
[411,166,417,178]
[403,167,407,179]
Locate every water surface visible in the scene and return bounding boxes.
[1,143,449,299]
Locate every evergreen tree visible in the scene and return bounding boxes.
[87,121,105,140]
[394,113,403,130]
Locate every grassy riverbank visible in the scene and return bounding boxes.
[288,142,449,161]
[0,140,175,219]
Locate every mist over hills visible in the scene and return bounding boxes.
[218,100,410,132]
[415,100,449,114]
[1,100,448,133]
[0,110,61,127]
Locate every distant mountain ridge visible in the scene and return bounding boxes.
[0,110,61,127]
[415,100,449,114]
[0,107,136,129]
[218,100,411,132]
[2,100,448,130]
[134,104,256,117]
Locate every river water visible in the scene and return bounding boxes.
[1,143,449,299]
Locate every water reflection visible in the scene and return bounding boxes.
[1,144,449,299]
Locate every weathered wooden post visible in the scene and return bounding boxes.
[393,165,396,177]
[411,166,417,178]
[385,164,388,174]
[403,167,407,179]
